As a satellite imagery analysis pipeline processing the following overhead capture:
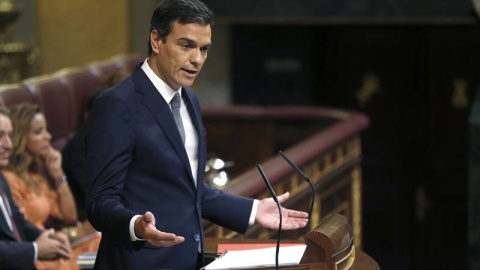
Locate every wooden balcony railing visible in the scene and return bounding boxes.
[201,106,369,248]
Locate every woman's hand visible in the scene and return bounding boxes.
[43,147,65,183]
[42,147,77,223]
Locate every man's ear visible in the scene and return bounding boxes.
[150,30,163,54]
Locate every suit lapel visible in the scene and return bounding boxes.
[182,88,200,133]
[0,176,19,241]
[131,66,195,187]
[0,209,16,241]
[182,89,207,187]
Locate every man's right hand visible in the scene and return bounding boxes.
[35,229,71,260]
[134,211,185,247]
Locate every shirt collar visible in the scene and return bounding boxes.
[141,58,182,104]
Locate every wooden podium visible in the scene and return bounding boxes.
[204,214,379,270]
[79,215,379,269]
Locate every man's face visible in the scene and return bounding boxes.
[0,114,12,168]
[150,21,211,90]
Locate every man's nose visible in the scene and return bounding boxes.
[190,49,202,66]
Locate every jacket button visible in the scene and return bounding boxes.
[194,234,200,242]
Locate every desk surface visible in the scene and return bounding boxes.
[204,238,380,270]
[80,239,380,270]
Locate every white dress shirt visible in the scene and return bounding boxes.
[0,194,13,231]
[141,60,199,186]
[129,60,257,241]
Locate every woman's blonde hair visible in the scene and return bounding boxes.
[8,103,43,192]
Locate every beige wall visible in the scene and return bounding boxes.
[35,0,131,74]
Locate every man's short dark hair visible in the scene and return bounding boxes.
[148,0,214,55]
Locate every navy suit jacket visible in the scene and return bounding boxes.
[62,128,88,221]
[0,173,42,270]
[85,64,253,270]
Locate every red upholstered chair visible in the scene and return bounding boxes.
[0,54,141,150]
[87,53,141,82]
[55,68,99,133]
[0,84,39,107]
[118,54,142,72]
[22,75,73,149]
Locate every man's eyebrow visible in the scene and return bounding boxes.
[178,37,212,47]
[202,42,212,49]
[178,37,197,45]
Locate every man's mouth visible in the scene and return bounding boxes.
[181,69,197,77]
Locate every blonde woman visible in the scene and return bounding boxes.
[4,103,100,270]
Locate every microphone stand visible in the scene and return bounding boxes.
[257,164,281,270]
[279,150,314,234]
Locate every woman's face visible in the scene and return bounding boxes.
[26,113,52,157]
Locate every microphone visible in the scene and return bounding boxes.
[257,164,281,270]
[278,150,314,234]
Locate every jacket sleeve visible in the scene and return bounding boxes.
[0,240,36,270]
[200,176,254,234]
[184,87,255,234]
[84,94,138,247]
[2,172,42,241]
[0,174,39,270]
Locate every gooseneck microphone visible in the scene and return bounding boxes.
[278,150,314,234]
[257,164,281,270]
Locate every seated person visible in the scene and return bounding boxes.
[62,89,100,221]
[0,105,71,270]
[63,71,129,221]
[3,103,100,270]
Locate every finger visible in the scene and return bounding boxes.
[58,235,72,252]
[151,236,185,247]
[276,192,290,204]
[284,217,308,225]
[48,151,58,164]
[150,230,180,241]
[143,211,155,224]
[45,154,54,165]
[51,233,68,246]
[57,241,71,255]
[43,148,53,158]
[281,223,304,230]
[46,228,55,237]
[47,238,70,259]
[284,208,309,218]
[147,230,185,246]
[56,246,71,259]
[281,219,308,230]
[159,236,185,247]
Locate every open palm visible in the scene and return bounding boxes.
[255,192,309,230]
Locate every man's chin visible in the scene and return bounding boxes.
[179,77,196,88]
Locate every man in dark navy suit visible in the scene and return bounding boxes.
[85,1,308,269]
[0,106,71,270]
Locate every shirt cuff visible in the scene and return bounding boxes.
[129,215,146,241]
[32,241,38,263]
[248,199,259,226]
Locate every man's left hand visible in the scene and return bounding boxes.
[255,192,308,230]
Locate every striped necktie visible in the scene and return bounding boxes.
[171,92,186,143]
